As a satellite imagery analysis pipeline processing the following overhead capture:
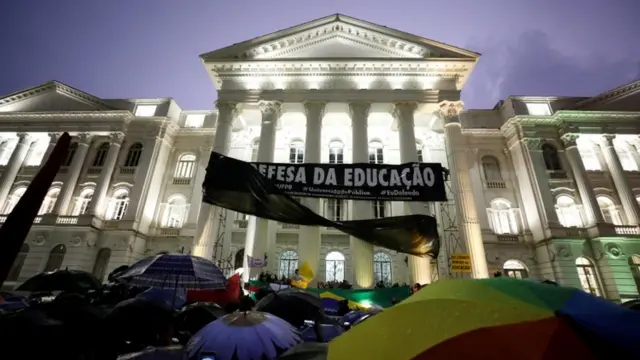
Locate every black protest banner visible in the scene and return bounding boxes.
[202,152,440,258]
[249,161,447,202]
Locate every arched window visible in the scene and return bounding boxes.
[615,144,638,171]
[174,154,196,179]
[92,142,110,167]
[328,140,344,164]
[576,257,602,296]
[92,248,111,282]
[487,199,519,234]
[278,250,299,279]
[503,259,528,279]
[106,189,129,220]
[577,139,601,171]
[124,143,143,167]
[373,252,392,285]
[64,143,78,167]
[289,140,305,164]
[44,244,67,272]
[2,187,26,214]
[368,141,384,164]
[416,141,424,162]
[628,255,640,292]
[234,248,245,270]
[6,243,29,281]
[481,156,503,182]
[251,139,260,162]
[555,195,584,228]
[38,188,60,215]
[542,144,562,171]
[325,251,345,282]
[596,196,624,225]
[326,199,345,221]
[72,188,94,216]
[161,195,189,228]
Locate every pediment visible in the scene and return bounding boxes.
[0,81,114,113]
[201,14,479,62]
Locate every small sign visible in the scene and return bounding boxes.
[451,253,471,273]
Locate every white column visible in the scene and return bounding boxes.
[438,101,489,279]
[53,133,92,215]
[90,133,124,217]
[393,101,431,285]
[193,102,239,259]
[600,135,640,225]
[348,102,374,288]
[187,146,213,225]
[123,136,162,222]
[0,140,10,164]
[298,102,325,284]
[42,132,62,164]
[561,135,603,225]
[0,133,32,206]
[522,138,561,228]
[243,101,280,283]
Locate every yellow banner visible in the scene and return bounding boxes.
[451,253,471,273]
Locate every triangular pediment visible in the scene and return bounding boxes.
[0,81,115,113]
[201,14,479,61]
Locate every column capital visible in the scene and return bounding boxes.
[109,132,125,144]
[392,101,418,121]
[521,137,542,150]
[601,134,616,147]
[215,101,240,119]
[560,134,580,148]
[348,101,371,120]
[48,132,63,143]
[16,132,31,142]
[258,101,282,119]
[435,100,464,124]
[303,101,327,121]
[76,133,93,145]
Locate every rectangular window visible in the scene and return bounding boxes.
[417,149,423,162]
[135,105,157,117]
[372,201,386,218]
[525,103,551,116]
[329,148,343,164]
[327,199,345,221]
[368,148,383,164]
[184,114,206,128]
[289,148,304,164]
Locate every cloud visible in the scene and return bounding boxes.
[462,30,640,109]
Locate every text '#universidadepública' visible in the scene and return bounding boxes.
[251,163,436,189]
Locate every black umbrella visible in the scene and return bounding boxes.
[16,269,102,294]
[255,288,323,327]
[621,299,640,311]
[175,302,226,343]
[278,343,327,360]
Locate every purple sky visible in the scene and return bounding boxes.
[1,0,638,110]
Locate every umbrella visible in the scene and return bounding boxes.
[16,269,102,294]
[301,324,344,342]
[255,288,323,327]
[621,299,640,311]
[186,311,302,360]
[278,343,327,360]
[175,302,227,342]
[117,345,187,360]
[327,277,640,360]
[117,254,226,290]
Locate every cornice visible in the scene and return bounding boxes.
[572,80,640,109]
[553,110,640,122]
[0,81,116,110]
[0,111,133,133]
[217,89,443,103]
[461,128,503,137]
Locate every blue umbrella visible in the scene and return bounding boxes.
[186,311,302,360]
[301,324,344,342]
[341,310,365,325]
[117,254,226,290]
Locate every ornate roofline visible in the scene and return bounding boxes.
[572,80,640,109]
[0,111,134,133]
[0,81,117,110]
[200,14,479,61]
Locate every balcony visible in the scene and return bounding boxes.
[172,178,191,185]
[485,181,506,189]
[278,222,300,231]
[120,166,136,175]
[87,167,102,174]
[234,219,248,229]
[547,170,568,180]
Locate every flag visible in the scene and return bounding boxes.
[247,255,267,268]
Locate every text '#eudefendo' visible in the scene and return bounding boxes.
[250,163,436,189]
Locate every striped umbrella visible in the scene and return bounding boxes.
[116,254,226,290]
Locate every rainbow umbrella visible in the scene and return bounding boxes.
[327,277,640,360]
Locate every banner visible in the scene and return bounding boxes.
[250,161,447,202]
[202,153,440,257]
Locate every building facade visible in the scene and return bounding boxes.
[2,14,640,301]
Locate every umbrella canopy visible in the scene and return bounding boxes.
[16,269,102,294]
[255,288,324,327]
[327,277,640,360]
[176,302,227,340]
[117,345,187,360]
[186,311,302,360]
[117,254,226,290]
[278,343,327,360]
[301,323,344,342]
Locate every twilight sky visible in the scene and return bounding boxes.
[1,0,638,110]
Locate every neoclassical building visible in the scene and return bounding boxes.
[2,14,640,301]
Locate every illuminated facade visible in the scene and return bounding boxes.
[2,14,640,301]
